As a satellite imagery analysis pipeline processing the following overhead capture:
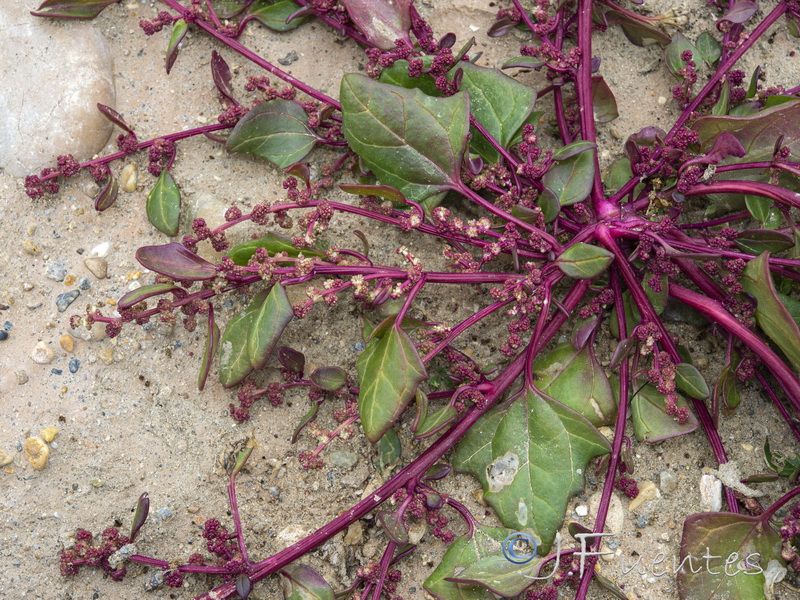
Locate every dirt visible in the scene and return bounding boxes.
[1,1,799,599]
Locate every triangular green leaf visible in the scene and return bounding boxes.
[247,284,293,370]
[146,169,181,236]
[219,290,268,387]
[542,147,596,206]
[555,242,613,279]
[631,382,699,442]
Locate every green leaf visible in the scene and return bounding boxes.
[542,146,596,206]
[665,33,700,79]
[695,32,722,65]
[741,252,800,372]
[745,194,772,222]
[532,342,617,426]
[228,232,324,266]
[378,427,401,475]
[209,0,249,19]
[591,76,618,123]
[415,404,458,438]
[677,512,783,600]
[555,242,613,279]
[341,74,470,204]
[280,564,334,600]
[713,363,740,410]
[118,283,185,310]
[536,187,560,223]
[454,388,610,551]
[424,526,517,600]
[711,81,729,116]
[247,284,293,370]
[779,292,800,326]
[218,290,268,387]
[227,99,318,168]
[356,326,427,442]
[309,366,347,391]
[631,383,699,442]
[246,0,306,32]
[763,437,800,478]
[674,363,711,399]
[198,318,220,391]
[31,0,119,19]
[644,272,669,315]
[377,509,409,544]
[551,140,596,161]
[339,184,408,204]
[165,19,189,74]
[447,552,546,597]
[146,169,181,236]
[734,230,795,255]
[608,290,641,339]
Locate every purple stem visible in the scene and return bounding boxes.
[684,180,800,210]
[422,299,514,363]
[755,371,800,444]
[228,475,250,566]
[371,541,397,600]
[759,485,800,522]
[677,211,750,230]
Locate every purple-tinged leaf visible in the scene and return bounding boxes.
[665,33,699,79]
[741,252,800,372]
[425,491,444,509]
[552,140,596,161]
[97,104,134,135]
[285,162,310,186]
[339,0,413,50]
[218,290,268,387]
[423,463,452,481]
[568,521,592,539]
[510,204,541,225]
[165,19,188,75]
[695,31,722,65]
[280,565,334,600]
[146,169,181,236]
[309,366,347,392]
[713,363,740,413]
[31,0,120,19]
[594,571,629,600]
[502,56,546,70]
[227,99,318,168]
[377,510,409,544]
[604,9,671,46]
[94,175,119,212]
[734,229,795,254]
[229,438,256,477]
[118,283,186,310]
[339,184,407,204]
[129,492,149,542]
[631,382,698,442]
[378,427,401,475]
[591,76,618,123]
[198,308,220,392]
[624,126,666,162]
[674,362,710,399]
[136,243,217,281]
[644,272,668,314]
[438,32,457,49]
[291,397,323,444]
[211,51,235,103]
[412,390,428,434]
[721,0,758,24]
[414,404,457,438]
[746,65,762,99]
[210,0,249,20]
[609,337,637,368]
[683,132,746,172]
[536,187,560,223]
[235,574,252,599]
[572,316,599,351]
[787,13,800,38]
[677,512,783,600]
[277,346,305,375]
[247,284,293,370]
[228,232,324,266]
[543,147,596,207]
[488,15,519,37]
[357,325,427,443]
[555,243,614,279]
[246,0,307,32]
[466,155,484,176]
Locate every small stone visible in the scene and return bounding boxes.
[575,505,588,517]
[22,282,34,291]
[120,163,138,192]
[589,491,625,534]
[629,480,659,512]
[700,474,723,512]
[635,514,650,528]
[84,257,108,279]
[278,524,310,545]
[89,322,106,342]
[144,570,165,591]
[126,269,141,281]
[89,242,112,258]
[694,357,709,369]
[408,520,427,544]
[0,330,7,341]
[92,478,105,488]
[69,358,81,373]
[99,347,114,365]
[40,427,58,443]
[108,544,137,570]
[344,522,363,545]
[64,274,77,286]
[59,334,75,352]
[328,450,358,470]
[45,260,68,282]
[658,96,667,105]
[0,449,13,467]
[659,470,678,494]
[78,277,91,290]
[155,507,174,522]
[610,127,622,140]
[24,436,49,470]
[278,50,299,66]
[31,341,55,364]
[56,290,80,312]
[22,240,40,256]
[15,370,29,385]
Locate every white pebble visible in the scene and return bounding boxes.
[89,241,112,258]
[699,474,722,512]
[575,505,588,517]
[30,341,55,364]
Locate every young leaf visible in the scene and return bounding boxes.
[309,366,347,392]
[247,284,293,370]
[339,0,412,51]
[532,342,617,426]
[118,283,186,310]
[136,243,217,281]
[555,242,614,279]
[146,169,181,236]
[218,290,268,387]
[291,397,324,443]
[644,272,668,315]
[340,74,470,204]
[377,510,409,544]
[165,19,188,74]
[674,363,711,399]
[414,404,458,438]
[280,564,334,600]
[94,175,119,212]
[97,103,134,135]
[226,99,318,168]
[198,313,220,391]
[604,9,671,46]
[246,0,307,32]
[31,0,120,19]
[378,427,401,475]
[454,388,610,551]
[591,76,618,123]
[551,140,596,161]
[129,492,150,542]
[734,230,795,254]
[228,233,324,266]
[741,252,800,372]
[665,33,700,79]
[677,512,783,600]
[720,0,759,24]
[695,32,722,65]
[745,194,772,222]
[713,363,740,411]
[339,184,407,204]
[542,146,596,206]
[711,81,729,116]
[211,50,235,103]
[356,326,427,443]
[631,383,699,442]
[763,438,800,477]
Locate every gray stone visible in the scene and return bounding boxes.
[56,290,80,312]
[279,50,299,66]
[45,260,67,282]
[699,474,723,512]
[635,514,650,528]
[0,6,115,177]
[328,450,359,470]
[78,277,91,290]
[659,470,678,494]
[69,358,80,373]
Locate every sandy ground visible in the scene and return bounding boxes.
[1,1,800,599]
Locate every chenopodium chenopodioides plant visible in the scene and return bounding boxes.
[28,0,800,598]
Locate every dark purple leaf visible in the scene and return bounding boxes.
[609,337,637,368]
[339,0,413,50]
[721,0,758,24]
[198,308,219,392]
[31,0,120,19]
[438,32,457,50]
[117,283,186,310]
[488,15,518,37]
[339,184,407,204]
[165,19,189,75]
[502,56,546,70]
[285,162,311,186]
[466,155,484,176]
[377,510,409,544]
[235,574,252,599]
[211,51,235,103]
[129,492,149,542]
[97,103,134,135]
[425,491,444,509]
[591,56,602,72]
[681,132,746,172]
[291,398,324,444]
[309,366,347,392]
[94,175,119,212]
[572,316,599,350]
[734,229,795,254]
[136,243,218,281]
[604,9,671,46]
[280,564,335,600]
[423,463,452,481]
[277,346,305,375]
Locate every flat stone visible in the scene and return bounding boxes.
[84,257,108,279]
[0,6,115,176]
[659,470,678,494]
[328,450,359,470]
[45,260,67,282]
[699,473,723,512]
[56,290,80,312]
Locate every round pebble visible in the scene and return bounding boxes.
[83,257,108,279]
[30,341,55,364]
[89,242,112,258]
[40,427,58,443]
[120,163,138,192]
[0,330,7,341]
[0,449,13,467]
[56,290,81,312]
[45,260,67,282]
[69,358,81,373]
[78,277,91,290]
[99,347,114,365]
[59,334,75,352]
[24,436,49,470]
[15,370,28,385]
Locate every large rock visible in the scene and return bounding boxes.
[0,6,115,177]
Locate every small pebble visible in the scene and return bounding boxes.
[155,507,174,522]
[700,474,722,512]
[0,449,13,467]
[64,274,77,286]
[84,257,108,279]
[22,282,34,291]
[31,341,55,364]
[657,96,667,105]
[635,514,650,528]
[328,450,358,470]
[659,470,678,494]
[0,330,7,341]
[22,240,40,256]
[51,368,63,375]
[59,334,75,352]
[69,358,81,373]
[45,260,68,282]
[15,370,29,385]
[120,163,138,192]
[24,436,50,470]
[40,427,58,443]
[99,347,114,365]
[278,50,299,66]
[344,522,363,545]
[89,241,112,258]
[695,357,709,369]
[628,480,659,512]
[575,505,588,517]
[78,277,91,290]
[56,289,80,312]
